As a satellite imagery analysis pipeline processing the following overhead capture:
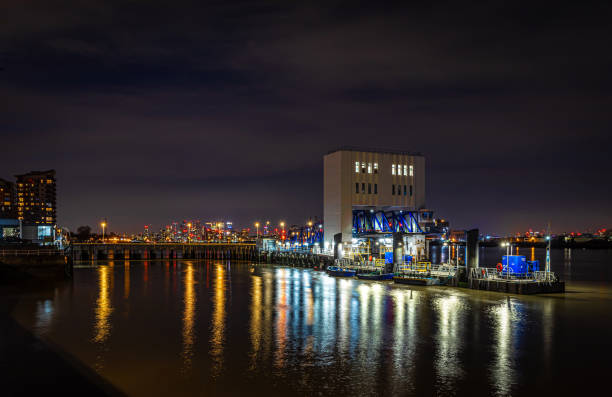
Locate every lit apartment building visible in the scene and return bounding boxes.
[14,170,57,225]
[0,178,15,218]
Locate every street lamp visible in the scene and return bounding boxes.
[254,222,260,238]
[101,220,107,243]
[456,242,460,270]
[280,221,285,231]
[187,222,192,243]
[502,241,511,279]
[443,241,450,265]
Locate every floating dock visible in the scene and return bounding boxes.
[468,278,565,294]
[468,268,564,294]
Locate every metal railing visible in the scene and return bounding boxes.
[430,264,458,277]
[470,267,558,282]
[72,242,256,246]
[334,257,388,271]
[334,258,353,267]
[0,249,63,256]
[396,263,457,278]
[532,271,559,282]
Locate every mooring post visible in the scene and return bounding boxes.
[391,232,403,273]
[465,228,479,283]
[333,233,342,261]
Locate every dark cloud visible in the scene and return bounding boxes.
[0,1,611,234]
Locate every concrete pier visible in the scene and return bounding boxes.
[0,249,72,280]
[260,251,334,269]
[71,242,257,262]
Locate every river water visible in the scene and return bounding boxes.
[5,247,612,396]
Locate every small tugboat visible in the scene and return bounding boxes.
[357,271,394,281]
[326,266,357,277]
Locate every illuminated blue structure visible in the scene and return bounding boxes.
[288,225,324,247]
[352,210,423,236]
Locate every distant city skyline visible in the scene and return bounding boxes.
[0,166,608,236]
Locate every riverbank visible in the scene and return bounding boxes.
[0,283,125,396]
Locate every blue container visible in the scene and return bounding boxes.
[502,255,528,274]
[527,260,539,272]
[385,251,394,264]
[404,255,412,263]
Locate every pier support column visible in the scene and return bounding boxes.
[465,228,479,281]
[390,233,403,273]
[333,233,342,260]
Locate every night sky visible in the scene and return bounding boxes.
[1,1,611,235]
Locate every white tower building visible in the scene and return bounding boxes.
[323,148,426,252]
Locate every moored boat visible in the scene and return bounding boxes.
[393,275,440,286]
[357,272,394,281]
[326,266,357,277]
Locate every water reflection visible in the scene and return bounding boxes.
[390,289,418,395]
[274,268,288,368]
[564,248,572,277]
[541,296,554,370]
[302,271,314,358]
[182,263,196,373]
[143,260,149,296]
[93,265,113,344]
[338,278,352,355]
[210,264,226,376]
[370,283,384,366]
[249,274,262,369]
[263,270,273,359]
[434,294,464,393]
[34,299,54,335]
[490,299,517,396]
[356,281,383,396]
[241,269,544,395]
[37,258,607,396]
[124,260,130,299]
[318,274,336,356]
